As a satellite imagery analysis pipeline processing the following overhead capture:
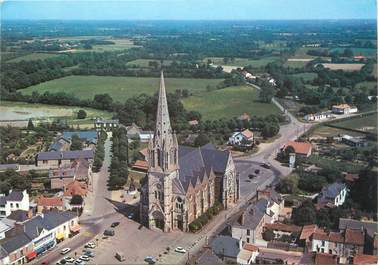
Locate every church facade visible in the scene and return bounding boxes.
[140,72,239,232]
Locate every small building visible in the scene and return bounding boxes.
[341,135,367,147]
[283,141,312,157]
[237,242,259,265]
[36,150,94,168]
[7,210,33,224]
[332,104,358,115]
[268,78,277,86]
[304,112,333,122]
[132,160,148,172]
[48,137,71,152]
[63,181,88,197]
[0,190,30,218]
[241,71,257,81]
[94,118,119,131]
[0,164,20,173]
[36,196,64,213]
[317,183,347,208]
[139,131,154,142]
[210,235,240,262]
[228,129,254,147]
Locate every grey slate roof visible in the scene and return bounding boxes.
[37,150,94,161]
[339,218,378,238]
[177,144,230,193]
[233,199,269,230]
[319,183,346,200]
[8,210,30,223]
[210,235,240,258]
[0,164,19,172]
[6,191,24,202]
[0,232,31,254]
[197,248,224,265]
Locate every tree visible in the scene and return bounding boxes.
[292,200,317,226]
[262,229,275,241]
[276,174,298,194]
[259,80,276,103]
[70,195,83,205]
[77,109,87,119]
[27,119,34,130]
[350,169,377,213]
[194,133,210,147]
[262,122,279,138]
[70,134,83,151]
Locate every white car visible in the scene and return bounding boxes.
[175,247,186,253]
[74,259,85,265]
[84,242,96,249]
[64,257,75,263]
[79,255,90,262]
[60,248,71,255]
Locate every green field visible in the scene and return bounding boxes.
[21,75,223,102]
[333,113,378,133]
[7,53,61,63]
[289,72,318,81]
[330,47,377,57]
[126,59,172,68]
[205,56,280,68]
[182,85,280,120]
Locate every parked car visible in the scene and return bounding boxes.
[144,256,156,264]
[248,174,256,179]
[63,257,75,263]
[115,252,126,262]
[174,247,186,253]
[104,229,115,236]
[61,248,71,255]
[84,242,96,249]
[111,222,120,228]
[74,259,85,265]
[79,255,90,262]
[83,251,95,258]
[56,259,66,265]
[261,163,271,169]
[245,179,251,182]
[128,213,134,219]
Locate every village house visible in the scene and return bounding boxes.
[317,182,347,208]
[282,141,312,158]
[254,247,304,264]
[264,223,302,240]
[0,190,30,219]
[332,104,358,115]
[304,111,333,122]
[63,181,88,198]
[241,70,257,81]
[7,210,33,224]
[0,233,33,265]
[94,118,119,131]
[36,197,64,213]
[36,150,94,168]
[138,148,148,161]
[125,123,154,142]
[48,137,71,152]
[210,235,240,263]
[228,129,254,147]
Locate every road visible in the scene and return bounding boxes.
[34,132,118,265]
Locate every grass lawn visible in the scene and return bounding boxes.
[333,112,378,133]
[7,53,61,63]
[182,85,281,120]
[0,101,113,127]
[289,72,318,81]
[21,75,223,102]
[205,56,280,68]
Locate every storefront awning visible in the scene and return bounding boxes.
[56,232,65,240]
[26,251,37,261]
[70,224,81,233]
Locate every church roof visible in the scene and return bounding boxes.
[177,144,230,193]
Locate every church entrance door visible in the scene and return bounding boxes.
[152,210,165,231]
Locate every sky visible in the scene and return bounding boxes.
[1,0,377,20]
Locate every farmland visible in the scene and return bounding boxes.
[126,59,173,68]
[329,47,377,57]
[6,53,61,62]
[205,56,281,68]
[289,72,318,81]
[21,75,223,102]
[321,63,365,71]
[332,112,378,133]
[182,85,281,120]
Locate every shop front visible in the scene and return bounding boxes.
[34,234,56,256]
[56,232,65,244]
[26,251,37,262]
[69,224,81,238]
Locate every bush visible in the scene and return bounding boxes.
[262,229,275,241]
[77,109,87,119]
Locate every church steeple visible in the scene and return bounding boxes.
[148,71,178,172]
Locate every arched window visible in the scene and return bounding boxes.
[157,149,162,168]
[176,197,183,210]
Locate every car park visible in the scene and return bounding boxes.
[111,222,120,228]
[174,247,186,253]
[61,248,71,255]
[64,257,75,263]
[83,251,95,257]
[79,255,90,262]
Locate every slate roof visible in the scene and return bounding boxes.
[210,235,240,258]
[6,191,24,202]
[0,232,31,254]
[63,131,97,140]
[7,210,30,223]
[197,248,223,265]
[37,150,94,161]
[234,199,268,230]
[339,218,378,238]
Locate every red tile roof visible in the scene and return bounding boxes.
[329,232,344,243]
[243,243,259,252]
[315,253,338,265]
[138,148,148,159]
[284,141,312,155]
[300,225,320,240]
[353,254,378,264]
[345,228,365,245]
[37,196,63,207]
[265,223,302,233]
[132,160,148,171]
[313,232,329,241]
[241,129,254,139]
[64,181,88,197]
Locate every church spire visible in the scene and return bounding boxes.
[155,71,172,137]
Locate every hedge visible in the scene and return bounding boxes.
[189,201,223,232]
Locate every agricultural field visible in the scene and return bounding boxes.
[289,72,318,81]
[284,60,308,69]
[7,52,61,63]
[21,75,223,102]
[329,47,377,57]
[333,113,378,133]
[126,59,172,68]
[321,63,365,71]
[205,56,281,68]
[182,85,281,120]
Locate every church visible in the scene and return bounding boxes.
[140,72,239,232]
